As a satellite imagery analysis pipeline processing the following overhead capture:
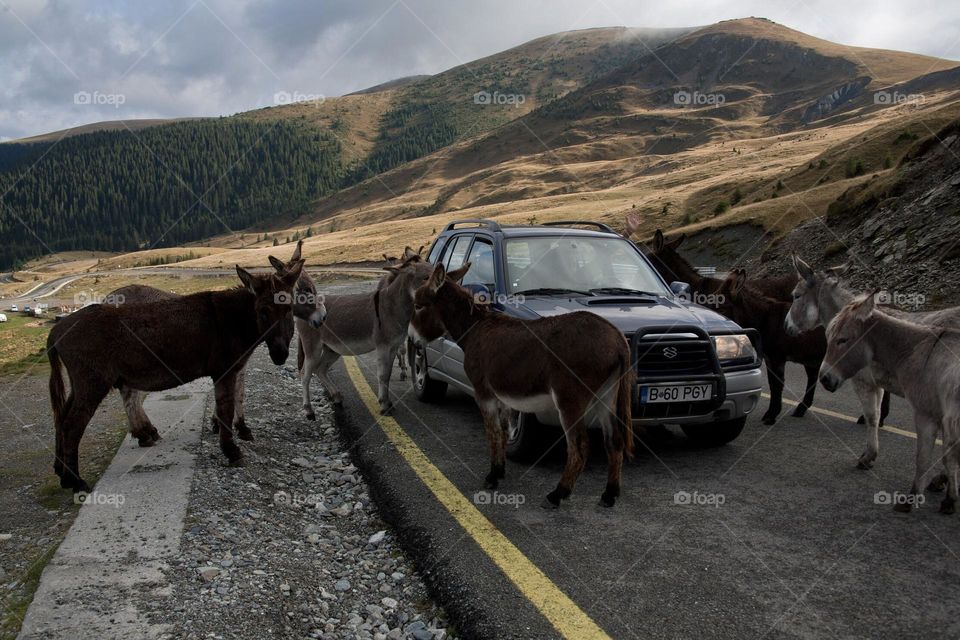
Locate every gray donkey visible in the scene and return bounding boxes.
[297,247,434,418]
[785,255,960,471]
[820,293,960,514]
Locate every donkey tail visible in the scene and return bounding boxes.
[48,344,68,426]
[616,350,635,459]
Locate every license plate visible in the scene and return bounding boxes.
[640,383,712,404]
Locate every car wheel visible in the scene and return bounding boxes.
[681,416,746,447]
[411,341,447,402]
[506,412,555,462]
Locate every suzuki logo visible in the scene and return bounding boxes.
[663,346,678,359]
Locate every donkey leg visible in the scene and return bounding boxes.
[301,353,318,420]
[762,359,786,425]
[121,386,160,446]
[60,380,110,492]
[213,374,242,465]
[545,399,589,508]
[478,398,507,489]
[376,343,400,415]
[314,346,343,406]
[791,363,819,418]
[899,412,938,512]
[233,368,252,441]
[397,349,408,382]
[878,390,891,428]
[938,425,959,514]
[600,389,626,507]
[53,393,73,479]
[852,379,882,470]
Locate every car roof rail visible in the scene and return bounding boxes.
[443,219,502,232]
[539,220,616,233]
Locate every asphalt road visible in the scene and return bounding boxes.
[332,353,960,639]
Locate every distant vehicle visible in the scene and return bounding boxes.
[23,305,31,314]
[0,314,7,323]
[32,307,44,317]
[10,304,18,312]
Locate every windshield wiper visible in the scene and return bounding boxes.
[588,287,661,297]
[514,287,593,297]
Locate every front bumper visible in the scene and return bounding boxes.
[631,367,763,426]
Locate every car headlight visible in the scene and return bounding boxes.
[712,334,757,363]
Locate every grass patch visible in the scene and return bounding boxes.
[0,314,51,373]
[0,545,58,639]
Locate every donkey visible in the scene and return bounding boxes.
[409,262,635,508]
[105,244,324,445]
[47,260,304,491]
[716,270,826,424]
[624,214,797,301]
[820,293,960,513]
[298,248,434,418]
[785,256,960,469]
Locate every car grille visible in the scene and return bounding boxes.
[634,399,718,419]
[634,338,713,376]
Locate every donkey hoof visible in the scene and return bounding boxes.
[483,476,499,491]
[379,403,394,416]
[856,459,874,471]
[136,437,157,448]
[541,496,561,510]
[761,413,778,425]
[790,405,808,418]
[305,412,316,421]
[893,502,912,513]
[856,415,866,425]
[237,428,254,442]
[210,419,220,433]
[599,493,617,508]
[939,498,956,514]
[927,477,947,493]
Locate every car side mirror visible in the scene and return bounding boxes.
[670,281,691,299]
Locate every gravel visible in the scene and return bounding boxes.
[144,340,454,640]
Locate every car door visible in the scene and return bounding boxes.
[434,233,474,383]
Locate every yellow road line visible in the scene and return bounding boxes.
[344,358,610,640]
[763,393,940,443]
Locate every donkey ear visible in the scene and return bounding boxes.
[824,262,850,280]
[281,259,304,286]
[792,254,814,283]
[289,239,303,264]
[417,245,425,256]
[268,255,287,274]
[624,212,641,238]
[447,261,471,283]
[429,264,447,293]
[667,233,686,249]
[727,268,747,296]
[851,290,877,319]
[653,229,665,250]
[236,265,257,293]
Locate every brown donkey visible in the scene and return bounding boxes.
[409,263,635,508]
[716,270,827,424]
[47,260,304,491]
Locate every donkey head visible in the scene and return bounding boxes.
[785,255,849,336]
[646,229,689,283]
[236,258,304,365]
[382,252,433,293]
[269,242,326,328]
[409,262,472,344]
[820,291,877,392]
[712,269,748,322]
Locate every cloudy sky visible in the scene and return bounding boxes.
[2,0,959,140]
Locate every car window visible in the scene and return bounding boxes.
[505,235,670,294]
[426,238,445,264]
[462,238,495,288]
[444,235,472,270]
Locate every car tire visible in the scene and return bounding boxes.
[411,341,447,402]
[681,416,746,447]
[506,412,554,463]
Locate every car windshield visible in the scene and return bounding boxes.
[504,235,670,295]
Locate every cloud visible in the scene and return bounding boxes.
[0,0,958,140]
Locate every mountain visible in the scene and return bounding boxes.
[2,18,958,270]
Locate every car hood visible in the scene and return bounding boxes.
[508,295,742,334]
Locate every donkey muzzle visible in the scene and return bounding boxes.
[819,371,841,392]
